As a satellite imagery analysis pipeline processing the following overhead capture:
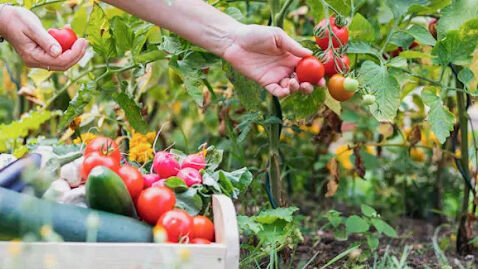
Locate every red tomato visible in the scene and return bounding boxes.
[153,151,180,178]
[157,209,193,243]
[117,165,144,199]
[190,238,211,244]
[81,152,120,179]
[47,26,77,52]
[181,154,206,170]
[137,187,176,225]
[315,17,349,50]
[296,56,325,84]
[177,168,202,187]
[322,50,350,77]
[191,216,215,242]
[84,137,121,164]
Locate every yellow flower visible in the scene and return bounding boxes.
[73,133,97,145]
[146,132,156,143]
[335,145,353,170]
[410,148,425,162]
[129,142,154,163]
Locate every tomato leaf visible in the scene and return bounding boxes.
[238,215,263,235]
[359,61,400,121]
[421,86,455,144]
[224,63,263,112]
[348,13,375,42]
[111,17,134,53]
[437,0,478,39]
[86,3,116,59]
[387,0,427,19]
[112,92,149,133]
[253,207,299,224]
[458,67,475,85]
[347,41,379,58]
[59,83,95,129]
[174,188,203,216]
[405,24,436,46]
[398,51,435,59]
[282,87,326,121]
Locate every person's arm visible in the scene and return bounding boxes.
[102,0,316,97]
[0,5,88,71]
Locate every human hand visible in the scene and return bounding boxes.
[222,24,317,97]
[0,5,88,71]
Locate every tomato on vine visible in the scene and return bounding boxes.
[362,94,376,105]
[343,77,359,92]
[327,74,355,102]
[321,50,350,77]
[48,26,77,52]
[296,56,325,84]
[84,137,121,164]
[315,17,349,50]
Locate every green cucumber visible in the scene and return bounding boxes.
[86,166,137,217]
[0,187,153,242]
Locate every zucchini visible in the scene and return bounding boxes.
[86,166,137,217]
[0,187,153,242]
[0,153,41,189]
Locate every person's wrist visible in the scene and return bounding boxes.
[207,20,245,58]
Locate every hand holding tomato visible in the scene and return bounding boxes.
[0,6,88,71]
[48,26,77,52]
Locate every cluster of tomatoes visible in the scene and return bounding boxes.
[295,17,368,103]
[79,137,214,244]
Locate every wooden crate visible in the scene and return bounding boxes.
[0,195,239,269]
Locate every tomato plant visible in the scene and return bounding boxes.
[314,17,349,50]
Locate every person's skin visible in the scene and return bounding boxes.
[101,0,318,97]
[0,5,88,71]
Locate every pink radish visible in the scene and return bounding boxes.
[177,167,202,187]
[181,153,206,170]
[143,173,160,188]
[152,179,166,188]
[153,151,180,178]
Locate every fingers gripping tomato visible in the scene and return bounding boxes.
[47,26,77,52]
[191,216,215,242]
[177,168,202,187]
[153,151,180,178]
[296,56,325,84]
[327,74,355,102]
[322,50,350,77]
[157,209,193,243]
[117,165,144,199]
[137,186,176,225]
[315,17,349,50]
[84,137,121,164]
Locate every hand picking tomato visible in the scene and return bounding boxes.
[117,165,144,199]
[157,209,193,243]
[84,137,121,164]
[47,26,78,53]
[190,238,211,244]
[296,56,325,84]
[322,50,350,77]
[176,167,202,187]
[81,151,120,179]
[181,153,206,170]
[137,186,176,225]
[191,215,215,242]
[315,17,349,50]
[143,173,161,188]
[328,74,355,102]
[153,151,180,178]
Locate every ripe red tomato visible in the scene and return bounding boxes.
[157,209,193,243]
[191,216,215,242]
[81,151,120,179]
[327,74,355,102]
[84,137,121,164]
[177,168,202,187]
[296,56,325,84]
[322,50,350,77]
[315,17,349,50]
[190,238,211,244]
[153,151,180,178]
[137,186,176,225]
[47,26,77,52]
[181,154,206,170]
[117,165,144,199]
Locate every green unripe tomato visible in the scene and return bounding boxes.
[362,94,376,105]
[344,77,359,92]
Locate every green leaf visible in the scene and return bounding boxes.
[307,0,324,21]
[111,17,134,53]
[86,3,116,59]
[225,7,244,21]
[398,51,435,59]
[348,13,375,42]
[345,215,369,235]
[347,41,380,57]
[254,207,299,224]
[60,83,95,129]
[282,88,325,121]
[175,188,203,216]
[360,204,377,217]
[237,216,263,235]
[324,90,341,115]
[112,92,149,133]
[421,86,455,144]
[165,177,188,192]
[405,24,436,46]
[458,67,475,85]
[224,63,263,112]
[216,168,253,198]
[387,57,408,68]
[184,77,204,106]
[371,218,397,238]
[437,0,478,39]
[205,146,223,172]
[132,24,153,57]
[325,0,351,16]
[133,49,167,64]
[202,172,221,192]
[390,31,415,48]
[387,0,428,19]
[358,61,400,121]
[322,245,361,268]
[159,35,184,55]
[367,235,379,250]
[325,210,343,227]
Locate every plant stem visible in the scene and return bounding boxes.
[31,0,67,9]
